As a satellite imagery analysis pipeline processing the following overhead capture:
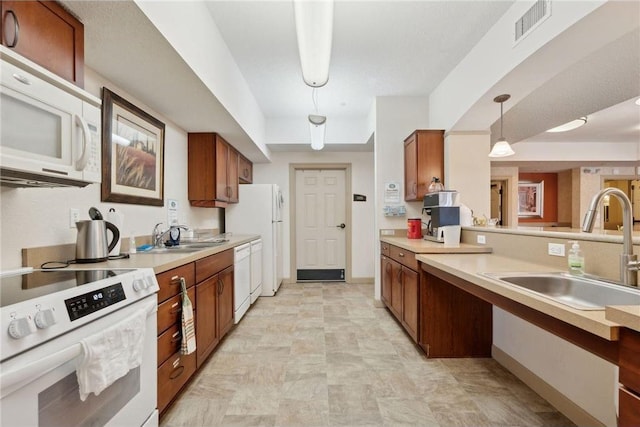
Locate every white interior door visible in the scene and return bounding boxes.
[295,169,346,281]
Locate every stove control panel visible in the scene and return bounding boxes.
[65,283,126,322]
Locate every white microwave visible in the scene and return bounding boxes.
[0,50,101,188]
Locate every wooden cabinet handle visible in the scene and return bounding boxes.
[412,182,417,195]
[169,365,185,380]
[218,279,224,295]
[397,269,403,283]
[4,10,19,48]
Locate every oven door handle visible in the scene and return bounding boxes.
[1,303,157,399]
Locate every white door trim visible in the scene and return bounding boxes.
[289,163,352,283]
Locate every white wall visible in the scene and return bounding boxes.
[444,132,491,218]
[0,67,220,269]
[373,96,430,299]
[252,151,375,281]
[494,308,617,427]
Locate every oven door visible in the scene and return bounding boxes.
[1,295,157,427]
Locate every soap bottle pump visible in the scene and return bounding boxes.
[567,241,584,275]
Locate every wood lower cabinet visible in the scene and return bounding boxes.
[619,328,640,426]
[419,271,492,358]
[155,263,196,414]
[1,1,84,86]
[188,133,239,207]
[404,130,444,201]
[380,242,419,342]
[194,249,234,368]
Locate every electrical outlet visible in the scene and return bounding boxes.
[69,208,80,228]
[548,243,565,257]
[477,235,486,244]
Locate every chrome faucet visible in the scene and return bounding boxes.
[582,188,638,286]
[152,223,189,248]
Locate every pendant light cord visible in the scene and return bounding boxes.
[500,100,504,139]
[312,88,319,114]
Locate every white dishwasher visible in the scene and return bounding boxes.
[250,239,263,304]
[234,243,251,324]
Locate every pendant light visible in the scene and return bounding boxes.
[308,114,326,150]
[293,0,334,87]
[489,94,515,158]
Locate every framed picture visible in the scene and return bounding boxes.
[518,181,544,217]
[101,88,165,206]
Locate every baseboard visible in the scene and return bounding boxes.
[492,345,605,427]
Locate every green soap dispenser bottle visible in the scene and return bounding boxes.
[567,241,584,275]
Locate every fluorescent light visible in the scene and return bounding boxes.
[635,98,640,106]
[546,117,587,133]
[309,114,326,150]
[293,0,334,87]
[489,138,515,157]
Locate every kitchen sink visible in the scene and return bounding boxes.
[135,239,229,254]
[482,272,640,310]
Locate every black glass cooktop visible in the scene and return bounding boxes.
[0,269,135,308]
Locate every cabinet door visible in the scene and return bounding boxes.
[401,267,419,341]
[215,137,230,201]
[390,259,403,319]
[195,275,218,368]
[238,154,253,184]
[157,350,196,414]
[217,266,234,338]
[620,386,640,427]
[404,133,418,201]
[381,255,393,306]
[1,1,84,86]
[415,130,444,199]
[227,147,239,203]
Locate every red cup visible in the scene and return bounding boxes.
[407,218,422,239]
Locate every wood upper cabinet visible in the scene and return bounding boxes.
[404,130,444,201]
[188,133,239,207]
[0,1,84,87]
[238,154,253,184]
[619,328,640,427]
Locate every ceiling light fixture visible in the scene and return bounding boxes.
[309,114,326,150]
[308,88,326,150]
[293,0,334,87]
[635,97,640,106]
[489,94,515,158]
[546,116,588,133]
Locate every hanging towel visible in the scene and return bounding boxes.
[180,277,196,355]
[76,300,153,401]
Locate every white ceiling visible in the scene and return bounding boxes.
[59,0,639,165]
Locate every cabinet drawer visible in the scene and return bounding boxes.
[156,263,195,303]
[390,245,418,271]
[157,324,182,368]
[157,350,197,414]
[619,386,640,427]
[157,287,196,335]
[195,249,234,283]
[380,241,390,257]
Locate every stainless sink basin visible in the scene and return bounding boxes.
[136,240,229,254]
[482,272,640,310]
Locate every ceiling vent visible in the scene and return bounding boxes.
[515,0,551,43]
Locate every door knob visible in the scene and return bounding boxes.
[336,223,346,229]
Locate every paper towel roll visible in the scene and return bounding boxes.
[107,208,124,256]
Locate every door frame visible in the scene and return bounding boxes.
[289,163,352,283]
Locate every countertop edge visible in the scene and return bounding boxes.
[380,236,492,254]
[605,306,640,333]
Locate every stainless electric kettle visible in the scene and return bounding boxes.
[75,220,120,263]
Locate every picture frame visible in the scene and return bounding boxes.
[518,181,544,217]
[101,88,165,206]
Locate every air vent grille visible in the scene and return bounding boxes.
[515,0,551,42]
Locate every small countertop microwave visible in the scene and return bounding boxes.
[0,46,101,188]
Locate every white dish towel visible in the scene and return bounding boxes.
[180,277,196,355]
[76,300,154,401]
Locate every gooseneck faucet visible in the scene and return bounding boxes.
[582,187,638,286]
[152,223,189,248]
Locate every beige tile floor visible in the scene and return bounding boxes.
[161,282,575,427]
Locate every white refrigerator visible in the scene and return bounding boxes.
[225,184,284,296]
